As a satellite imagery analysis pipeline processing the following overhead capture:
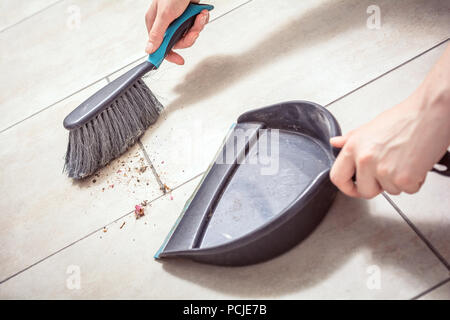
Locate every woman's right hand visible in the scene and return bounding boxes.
[145,0,210,65]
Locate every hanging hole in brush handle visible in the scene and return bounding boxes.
[148,3,214,68]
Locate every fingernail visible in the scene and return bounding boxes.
[145,42,154,54]
[202,13,208,24]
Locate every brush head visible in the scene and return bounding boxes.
[64,78,163,179]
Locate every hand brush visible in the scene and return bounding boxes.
[63,3,214,179]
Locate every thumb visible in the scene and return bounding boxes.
[146,12,171,54]
[330,135,348,148]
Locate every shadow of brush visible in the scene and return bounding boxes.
[163,0,438,113]
[161,193,449,298]
[164,0,374,112]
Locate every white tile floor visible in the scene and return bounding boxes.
[0,0,449,299]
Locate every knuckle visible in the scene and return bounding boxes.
[376,165,390,178]
[394,173,419,192]
[359,191,377,199]
[149,30,160,40]
[403,178,424,194]
[344,141,354,153]
[160,8,173,19]
[386,188,400,196]
[358,152,373,166]
[329,170,338,185]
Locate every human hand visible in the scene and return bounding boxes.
[330,95,449,199]
[145,0,210,65]
[330,45,450,199]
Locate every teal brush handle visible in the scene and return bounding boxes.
[148,3,214,68]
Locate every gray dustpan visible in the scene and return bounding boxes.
[155,100,450,266]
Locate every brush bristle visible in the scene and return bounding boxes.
[64,79,163,179]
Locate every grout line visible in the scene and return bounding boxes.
[0,170,203,285]
[104,55,146,79]
[381,192,450,270]
[324,38,450,108]
[137,139,166,193]
[209,0,253,23]
[0,0,64,33]
[0,77,106,134]
[0,219,117,285]
[411,277,450,300]
[0,56,146,134]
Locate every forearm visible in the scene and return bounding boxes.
[414,44,450,143]
[417,45,450,115]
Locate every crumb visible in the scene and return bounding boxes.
[170,195,173,200]
[102,188,105,192]
[139,166,148,173]
[110,184,114,188]
[92,179,97,183]
[134,205,145,219]
[141,200,149,207]
[161,161,164,164]
[163,184,171,192]
[103,228,107,233]
[120,222,126,229]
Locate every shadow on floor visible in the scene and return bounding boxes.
[164,0,435,113]
[160,192,449,297]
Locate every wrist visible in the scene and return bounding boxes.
[415,77,450,116]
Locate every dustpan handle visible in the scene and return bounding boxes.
[148,3,214,68]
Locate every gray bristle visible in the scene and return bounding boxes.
[64,79,163,179]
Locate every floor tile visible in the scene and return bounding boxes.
[0,0,252,132]
[419,279,450,300]
[326,43,450,265]
[137,0,450,188]
[388,173,450,264]
[0,81,163,282]
[0,0,58,32]
[0,177,448,299]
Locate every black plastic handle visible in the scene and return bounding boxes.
[433,150,450,176]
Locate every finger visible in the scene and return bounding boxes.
[356,161,382,199]
[173,32,199,49]
[330,148,359,197]
[146,11,172,54]
[173,11,208,49]
[145,1,157,32]
[378,178,401,195]
[330,136,347,149]
[165,50,185,65]
[190,9,209,33]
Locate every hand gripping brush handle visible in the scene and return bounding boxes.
[63,4,214,179]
